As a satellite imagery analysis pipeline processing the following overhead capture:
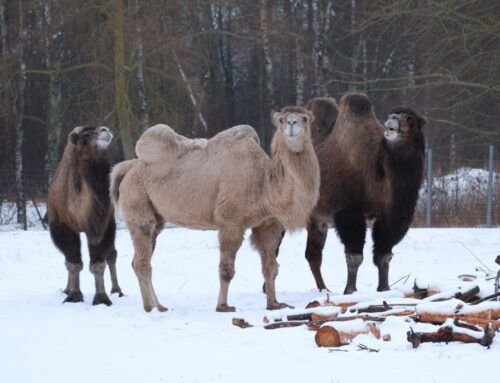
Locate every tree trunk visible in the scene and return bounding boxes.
[295,1,305,105]
[259,0,275,149]
[134,0,148,132]
[15,0,27,230]
[44,1,64,177]
[173,51,208,134]
[0,0,6,54]
[112,0,134,159]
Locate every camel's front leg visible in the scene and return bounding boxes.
[216,227,244,312]
[251,220,294,310]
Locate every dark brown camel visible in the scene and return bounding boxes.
[302,93,427,293]
[47,126,123,305]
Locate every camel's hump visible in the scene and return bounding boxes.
[136,124,208,163]
[210,125,260,146]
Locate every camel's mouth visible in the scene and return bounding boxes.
[97,128,113,149]
[384,116,400,142]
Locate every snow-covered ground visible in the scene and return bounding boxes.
[0,227,499,383]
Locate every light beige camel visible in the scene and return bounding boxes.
[111,106,320,312]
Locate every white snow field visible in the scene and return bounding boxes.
[0,227,499,383]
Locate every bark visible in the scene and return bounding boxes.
[134,0,149,132]
[259,0,274,149]
[112,0,135,159]
[15,0,27,230]
[294,1,305,105]
[0,0,6,54]
[43,0,64,176]
[407,321,495,349]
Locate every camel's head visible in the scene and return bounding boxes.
[272,106,314,152]
[69,126,113,159]
[384,107,427,144]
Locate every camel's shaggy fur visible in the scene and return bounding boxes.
[111,109,320,312]
[303,94,427,293]
[48,126,123,305]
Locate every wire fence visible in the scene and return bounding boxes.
[0,144,498,229]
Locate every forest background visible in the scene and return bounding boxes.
[0,0,499,227]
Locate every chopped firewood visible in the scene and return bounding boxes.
[315,322,381,347]
[422,285,480,303]
[416,300,500,323]
[311,313,339,321]
[407,320,495,349]
[472,292,500,305]
[417,315,500,331]
[383,334,391,341]
[232,318,253,329]
[315,326,342,347]
[305,300,321,309]
[287,313,314,321]
[264,321,306,330]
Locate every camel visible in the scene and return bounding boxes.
[302,93,427,294]
[110,106,320,312]
[47,126,123,306]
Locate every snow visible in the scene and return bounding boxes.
[0,227,499,382]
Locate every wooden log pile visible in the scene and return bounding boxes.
[232,279,500,350]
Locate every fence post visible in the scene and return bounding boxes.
[486,145,494,228]
[426,149,433,228]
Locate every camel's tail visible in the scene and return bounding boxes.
[110,159,137,206]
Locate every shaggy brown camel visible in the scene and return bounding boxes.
[302,94,426,294]
[111,107,320,312]
[48,126,123,306]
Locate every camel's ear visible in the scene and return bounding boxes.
[272,111,284,128]
[69,132,79,145]
[418,116,428,130]
[305,111,314,125]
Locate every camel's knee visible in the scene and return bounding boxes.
[90,261,106,276]
[219,261,235,282]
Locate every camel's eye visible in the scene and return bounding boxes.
[279,117,284,124]
[302,116,307,123]
[406,116,414,125]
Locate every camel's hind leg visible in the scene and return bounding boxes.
[129,221,167,312]
[87,219,116,306]
[104,218,124,297]
[251,219,293,310]
[305,218,329,291]
[216,226,244,312]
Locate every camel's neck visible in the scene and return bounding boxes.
[268,135,320,230]
[383,137,425,224]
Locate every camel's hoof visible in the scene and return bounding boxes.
[63,291,84,303]
[92,293,112,306]
[111,288,124,297]
[343,286,357,295]
[157,304,168,312]
[377,285,390,292]
[216,304,236,312]
[144,305,153,313]
[267,302,294,310]
[318,286,331,293]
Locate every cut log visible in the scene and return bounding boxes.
[416,300,500,323]
[315,322,381,347]
[315,326,342,347]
